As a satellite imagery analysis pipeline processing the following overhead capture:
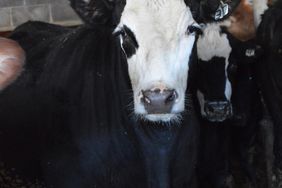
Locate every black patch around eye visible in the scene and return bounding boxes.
[122,36,138,58]
[113,29,125,37]
[116,25,139,58]
[187,25,202,35]
[227,60,238,82]
[197,57,227,100]
[123,25,139,48]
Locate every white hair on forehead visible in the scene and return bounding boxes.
[146,0,187,10]
[121,0,193,44]
[197,22,232,62]
[127,0,184,7]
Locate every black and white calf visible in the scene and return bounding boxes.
[195,23,233,122]
[0,0,241,188]
[193,22,262,188]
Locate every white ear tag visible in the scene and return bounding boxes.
[246,49,256,57]
[213,1,229,20]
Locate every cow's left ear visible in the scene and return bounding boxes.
[0,38,25,90]
[185,0,240,23]
[69,0,125,27]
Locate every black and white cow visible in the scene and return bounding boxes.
[0,0,240,188]
[193,22,262,188]
[254,0,282,182]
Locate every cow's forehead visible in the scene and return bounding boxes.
[197,23,232,62]
[118,0,194,41]
[121,0,192,23]
[124,0,186,10]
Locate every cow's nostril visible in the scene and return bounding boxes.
[166,90,177,103]
[143,96,151,104]
[207,104,215,113]
[141,89,177,114]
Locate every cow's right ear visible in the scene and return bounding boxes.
[0,38,25,90]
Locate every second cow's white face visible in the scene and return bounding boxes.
[114,0,198,123]
[196,23,233,122]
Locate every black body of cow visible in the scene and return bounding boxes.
[228,37,263,186]
[256,0,282,170]
[193,31,262,188]
[0,21,199,188]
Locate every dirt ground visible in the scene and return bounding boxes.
[0,162,45,188]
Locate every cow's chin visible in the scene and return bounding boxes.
[146,114,180,122]
[140,113,183,124]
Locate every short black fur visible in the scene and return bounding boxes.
[0,21,199,188]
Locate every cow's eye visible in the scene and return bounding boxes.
[186,25,202,35]
[114,29,126,37]
[122,25,139,48]
[121,34,137,57]
[115,26,139,58]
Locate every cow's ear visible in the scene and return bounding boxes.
[185,0,240,23]
[69,0,125,27]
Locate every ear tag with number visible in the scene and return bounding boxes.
[246,49,256,57]
[213,1,229,20]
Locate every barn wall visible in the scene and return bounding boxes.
[0,0,81,32]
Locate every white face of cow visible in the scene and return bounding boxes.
[196,23,233,122]
[114,0,199,122]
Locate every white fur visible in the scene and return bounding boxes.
[197,23,232,102]
[116,0,196,122]
[197,23,232,61]
[225,74,232,100]
[253,0,268,27]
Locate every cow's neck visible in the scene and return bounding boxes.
[253,0,269,27]
[133,122,180,188]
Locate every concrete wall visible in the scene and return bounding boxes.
[0,0,82,31]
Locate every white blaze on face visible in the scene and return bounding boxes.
[115,0,197,122]
[197,23,232,104]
